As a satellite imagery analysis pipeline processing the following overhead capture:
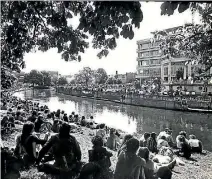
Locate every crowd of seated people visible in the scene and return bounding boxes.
[1,96,204,179]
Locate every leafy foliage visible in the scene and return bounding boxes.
[74,67,94,87]
[94,68,108,84]
[58,76,68,86]
[1,1,143,89]
[160,2,194,16]
[156,2,212,73]
[23,70,43,86]
[41,71,51,86]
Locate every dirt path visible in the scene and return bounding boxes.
[2,125,212,179]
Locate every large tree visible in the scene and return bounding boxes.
[156,2,212,73]
[94,68,108,84]
[75,67,94,87]
[23,70,44,86]
[1,1,143,89]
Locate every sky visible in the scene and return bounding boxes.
[23,2,198,76]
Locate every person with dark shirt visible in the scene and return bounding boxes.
[36,123,81,170]
[28,111,37,123]
[80,116,86,126]
[63,113,68,122]
[146,132,157,153]
[14,122,48,166]
[176,136,191,159]
[15,111,23,121]
[117,134,133,156]
[88,136,113,179]
[114,138,145,179]
[34,115,44,133]
[140,132,150,147]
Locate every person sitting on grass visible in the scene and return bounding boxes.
[34,115,44,133]
[146,132,158,153]
[157,135,169,151]
[138,147,176,179]
[106,128,120,151]
[36,123,82,172]
[175,135,191,159]
[74,114,79,123]
[88,136,113,179]
[188,134,203,153]
[140,132,150,147]
[114,138,146,179]
[96,124,107,143]
[52,119,60,133]
[63,113,68,122]
[176,131,188,149]
[80,116,86,126]
[14,122,48,167]
[15,111,23,122]
[117,134,133,156]
[27,111,37,123]
[165,130,174,148]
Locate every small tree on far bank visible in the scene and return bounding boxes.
[58,77,68,86]
[41,71,51,86]
[23,70,43,87]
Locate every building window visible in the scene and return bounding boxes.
[142,43,149,49]
[164,67,168,75]
[153,50,159,56]
[143,69,149,75]
[140,44,142,49]
[141,61,149,66]
[150,59,160,65]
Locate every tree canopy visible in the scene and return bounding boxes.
[23,70,44,86]
[94,68,108,84]
[1,1,143,89]
[57,76,68,86]
[74,67,94,87]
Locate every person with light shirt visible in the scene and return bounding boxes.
[188,134,203,153]
[157,136,169,151]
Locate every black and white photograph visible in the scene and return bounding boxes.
[1,1,212,179]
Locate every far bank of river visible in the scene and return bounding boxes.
[14,89,212,151]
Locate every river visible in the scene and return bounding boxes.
[14,89,212,151]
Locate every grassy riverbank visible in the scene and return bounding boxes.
[2,124,212,179]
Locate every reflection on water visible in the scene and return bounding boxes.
[14,89,212,151]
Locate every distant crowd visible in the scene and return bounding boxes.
[1,95,204,179]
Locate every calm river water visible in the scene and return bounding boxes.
[14,89,212,151]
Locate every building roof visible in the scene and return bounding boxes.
[137,26,182,44]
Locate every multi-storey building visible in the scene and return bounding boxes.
[135,26,199,86]
[136,38,162,83]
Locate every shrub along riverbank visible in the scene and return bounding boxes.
[2,123,212,179]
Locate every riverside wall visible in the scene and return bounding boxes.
[56,87,212,112]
